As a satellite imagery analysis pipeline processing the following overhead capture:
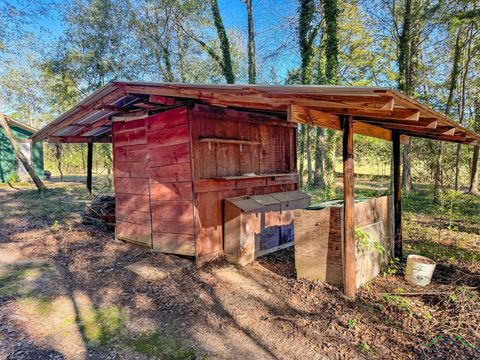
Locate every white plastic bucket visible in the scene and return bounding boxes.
[405,255,436,286]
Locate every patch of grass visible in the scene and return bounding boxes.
[81,306,124,347]
[19,295,55,315]
[0,268,24,295]
[347,318,357,329]
[405,239,480,265]
[381,293,413,314]
[128,331,196,360]
[359,342,372,354]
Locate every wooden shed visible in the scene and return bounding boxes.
[110,103,301,264]
[32,82,480,298]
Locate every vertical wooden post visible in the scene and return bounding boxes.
[342,115,355,299]
[393,131,402,259]
[87,142,93,195]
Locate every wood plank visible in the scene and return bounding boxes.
[198,137,261,145]
[113,127,146,147]
[147,125,190,148]
[195,191,222,257]
[146,107,187,132]
[112,118,147,132]
[115,145,147,162]
[116,194,150,213]
[342,115,356,299]
[151,200,193,220]
[116,221,151,246]
[152,218,194,235]
[152,233,195,256]
[149,181,193,201]
[115,177,149,195]
[147,142,190,168]
[149,162,192,183]
[194,178,237,192]
[116,207,151,227]
[114,161,149,178]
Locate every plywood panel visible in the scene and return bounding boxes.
[146,107,187,132]
[149,162,192,183]
[152,233,195,256]
[113,128,147,147]
[150,181,193,201]
[147,125,189,148]
[114,161,149,178]
[116,207,151,227]
[294,208,332,282]
[116,221,151,245]
[151,200,193,220]
[195,178,237,193]
[113,118,147,132]
[115,145,147,162]
[152,218,194,235]
[115,177,149,195]
[195,191,222,257]
[116,194,150,213]
[147,143,190,168]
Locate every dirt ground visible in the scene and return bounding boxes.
[0,181,479,359]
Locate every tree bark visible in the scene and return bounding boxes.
[397,0,413,191]
[434,27,462,204]
[244,0,256,84]
[306,126,312,186]
[324,0,339,85]
[0,114,46,191]
[298,0,317,85]
[313,127,326,188]
[469,145,479,195]
[210,0,235,84]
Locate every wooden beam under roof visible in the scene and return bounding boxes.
[48,135,111,143]
[289,105,393,141]
[71,117,110,137]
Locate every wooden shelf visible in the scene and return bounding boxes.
[211,173,296,180]
[199,137,261,145]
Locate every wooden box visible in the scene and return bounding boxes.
[294,195,393,288]
[224,191,310,265]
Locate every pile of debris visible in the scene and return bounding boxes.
[83,195,115,230]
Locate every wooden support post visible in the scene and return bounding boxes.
[87,142,93,195]
[0,113,46,191]
[342,115,355,299]
[393,131,402,259]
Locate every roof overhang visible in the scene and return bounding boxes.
[31,82,480,145]
[2,115,37,134]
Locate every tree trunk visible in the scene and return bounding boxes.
[397,0,413,191]
[210,0,235,84]
[55,144,64,181]
[434,27,462,204]
[402,137,412,191]
[298,0,316,85]
[324,0,339,85]
[454,24,473,191]
[306,126,312,186]
[470,145,479,195]
[244,0,256,84]
[313,127,326,188]
[0,114,46,191]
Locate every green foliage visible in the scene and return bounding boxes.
[128,331,196,360]
[347,318,357,329]
[381,293,413,314]
[6,172,20,184]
